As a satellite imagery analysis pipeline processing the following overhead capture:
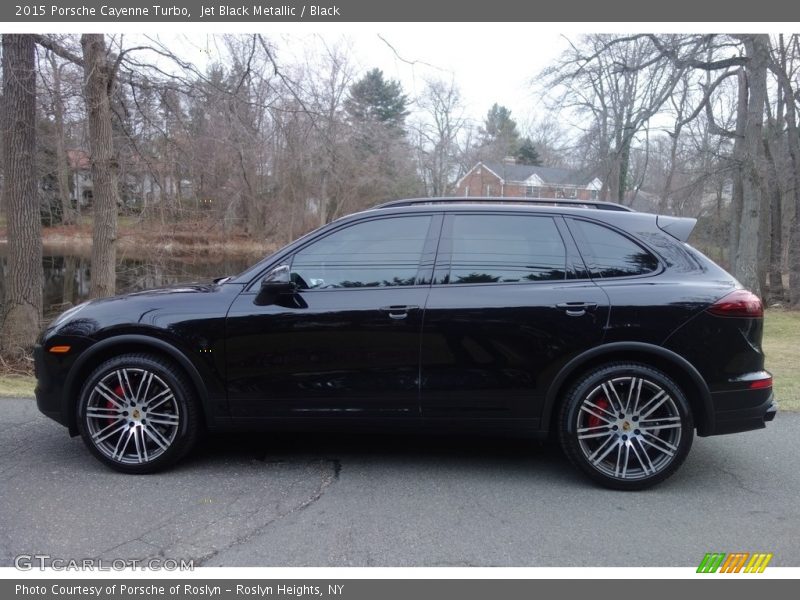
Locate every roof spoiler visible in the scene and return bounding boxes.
[657,215,697,242]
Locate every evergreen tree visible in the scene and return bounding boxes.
[515,137,542,165]
[478,103,521,159]
[345,68,409,134]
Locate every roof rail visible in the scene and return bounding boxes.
[373,196,634,212]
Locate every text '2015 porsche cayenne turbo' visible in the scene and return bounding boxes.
[35,198,777,489]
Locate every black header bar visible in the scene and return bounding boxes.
[3,0,800,23]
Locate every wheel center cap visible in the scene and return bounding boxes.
[622,420,632,432]
[132,409,141,420]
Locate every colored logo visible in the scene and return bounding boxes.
[697,552,773,573]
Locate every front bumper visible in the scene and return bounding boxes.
[705,387,777,436]
[34,341,87,436]
[34,344,69,427]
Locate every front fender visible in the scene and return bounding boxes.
[63,333,229,434]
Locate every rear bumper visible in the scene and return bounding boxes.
[704,387,777,436]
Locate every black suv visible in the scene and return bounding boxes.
[35,198,777,489]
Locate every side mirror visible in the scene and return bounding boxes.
[255,265,297,305]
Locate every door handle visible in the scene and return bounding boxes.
[379,305,418,320]
[556,302,598,317]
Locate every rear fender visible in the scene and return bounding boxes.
[542,342,713,436]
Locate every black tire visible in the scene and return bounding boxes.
[558,362,694,490]
[76,353,200,474]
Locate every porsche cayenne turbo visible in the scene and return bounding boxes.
[35,198,777,489]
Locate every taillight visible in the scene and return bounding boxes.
[708,289,763,318]
[749,376,772,390]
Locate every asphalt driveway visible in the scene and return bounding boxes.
[1,397,797,567]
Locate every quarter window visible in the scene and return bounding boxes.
[571,219,659,278]
[291,216,432,289]
[444,215,567,284]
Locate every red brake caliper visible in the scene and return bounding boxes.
[107,384,125,428]
[588,397,610,429]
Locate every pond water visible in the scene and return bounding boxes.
[0,248,253,319]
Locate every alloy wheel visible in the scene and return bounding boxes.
[575,375,683,482]
[84,368,180,465]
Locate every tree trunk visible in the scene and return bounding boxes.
[81,34,119,298]
[732,35,769,298]
[763,130,785,301]
[0,34,43,358]
[62,256,77,306]
[617,140,631,204]
[757,132,771,296]
[50,54,76,226]
[728,68,748,275]
[772,37,800,307]
[659,131,681,214]
[319,168,329,227]
[715,184,725,264]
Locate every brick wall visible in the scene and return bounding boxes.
[454,167,503,196]
[456,164,598,200]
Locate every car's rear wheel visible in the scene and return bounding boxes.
[559,363,694,490]
[77,353,199,473]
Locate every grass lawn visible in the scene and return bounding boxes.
[763,309,800,411]
[0,375,35,398]
[2,310,798,410]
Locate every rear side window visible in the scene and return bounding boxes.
[570,219,659,278]
[444,214,567,284]
[291,216,432,289]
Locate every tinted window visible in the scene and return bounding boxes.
[571,219,659,278]
[291,216,432,289]
[444,215,567,284]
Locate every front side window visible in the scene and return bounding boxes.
[443,214,567,284]
[291,216,432,289]
[570,219,659,278]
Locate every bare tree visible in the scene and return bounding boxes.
[519,117,571,168]
[81,34,120,298]
[414,78,466,196]
[34,34,129,297]
[9,31,792,320]
[47,52,77,225]
[769,34,800,306]
[764,115,785,301]
[734,36,770,296]
[539,35,697,203]
[1,34,43,358]
[657,74,692,213]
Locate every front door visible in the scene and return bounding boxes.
[225,214,439,419]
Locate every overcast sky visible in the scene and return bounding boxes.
[150,28,571,131]
[295,31,570,126]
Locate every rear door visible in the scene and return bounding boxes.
[564,217,672,345]
[419,212,609,424]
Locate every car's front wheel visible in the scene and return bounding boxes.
[559,363,694,490]
[77,353,199,473]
